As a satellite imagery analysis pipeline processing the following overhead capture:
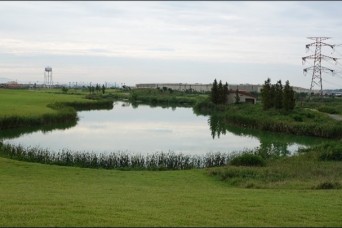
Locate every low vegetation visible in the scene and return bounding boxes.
[0,142,234,170]
[208,142,342,189]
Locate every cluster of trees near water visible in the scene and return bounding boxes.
[261,78,295,111]
[211,79,229,104]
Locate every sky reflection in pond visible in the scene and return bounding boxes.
[3,101,324,155]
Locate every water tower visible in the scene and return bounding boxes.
[44,66,53,88]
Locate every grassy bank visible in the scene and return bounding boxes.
[1,156,341,226]
[0,89,113,130]
[208,142,342,189]
[194,99,342,139]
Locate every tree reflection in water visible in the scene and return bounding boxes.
[208,114,327,158]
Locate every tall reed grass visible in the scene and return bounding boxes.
[0,142,233,170]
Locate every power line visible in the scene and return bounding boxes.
[302,37,338,96]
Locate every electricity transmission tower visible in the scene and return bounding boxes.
[302,37,337,97]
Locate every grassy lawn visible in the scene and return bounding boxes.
[1,157,341,227]
[0,89,89,118]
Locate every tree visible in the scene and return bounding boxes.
[102,85,106,94]
[283,80,295,111]
[270,84,276,108]
[223,82,229,104]
[274,80,283,109]
[95,84,100,94]
[261,78,272,110]
[217,80,224,104]
[211,79,219,104]
[62,87,68,93]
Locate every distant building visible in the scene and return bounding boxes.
[136,83,262,93]
[136,83,212,92]
[6,81,20,89]
[227,90,256,104]
[136,83,311,94]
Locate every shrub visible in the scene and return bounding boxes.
[317,106,338,114]
[61,87,68,93]
[292,115,303,122]
[319,145,342,161]
[314,181,341,190]
[230,153,266,167]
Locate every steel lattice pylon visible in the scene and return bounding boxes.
[302,37,337,97]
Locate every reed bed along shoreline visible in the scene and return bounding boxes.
[0,142,236,170]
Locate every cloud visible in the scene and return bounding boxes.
[1,1,342,88]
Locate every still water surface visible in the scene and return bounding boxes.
[2,101,327,155]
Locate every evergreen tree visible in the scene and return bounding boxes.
[96,84,100,94]
[211,79,219,104]
[261,78,272,110]
[283,80,295,111]
[223,82,229,104]
[274,80,283,109]
[102,84,106,94]
[270,84,276,108]
[217,80,224,104]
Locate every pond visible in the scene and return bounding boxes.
[1,101,328,156]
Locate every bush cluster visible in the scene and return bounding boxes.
[318,143,342,161]
[230,153,266,167]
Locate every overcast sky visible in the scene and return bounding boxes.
[1,1,342,89]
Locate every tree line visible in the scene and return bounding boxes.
[261,78,295,111]
[211,79,229,104]
[88,84,106,95]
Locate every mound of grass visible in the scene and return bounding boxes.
[230,153,266,167]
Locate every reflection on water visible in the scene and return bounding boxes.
[0,120,77,140]
[208,113,329,156]
[1,101,328,156]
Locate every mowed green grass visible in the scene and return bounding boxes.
[0,89,89,117]
[1,157,341,227]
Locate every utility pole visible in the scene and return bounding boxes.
[302,37,337,97]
